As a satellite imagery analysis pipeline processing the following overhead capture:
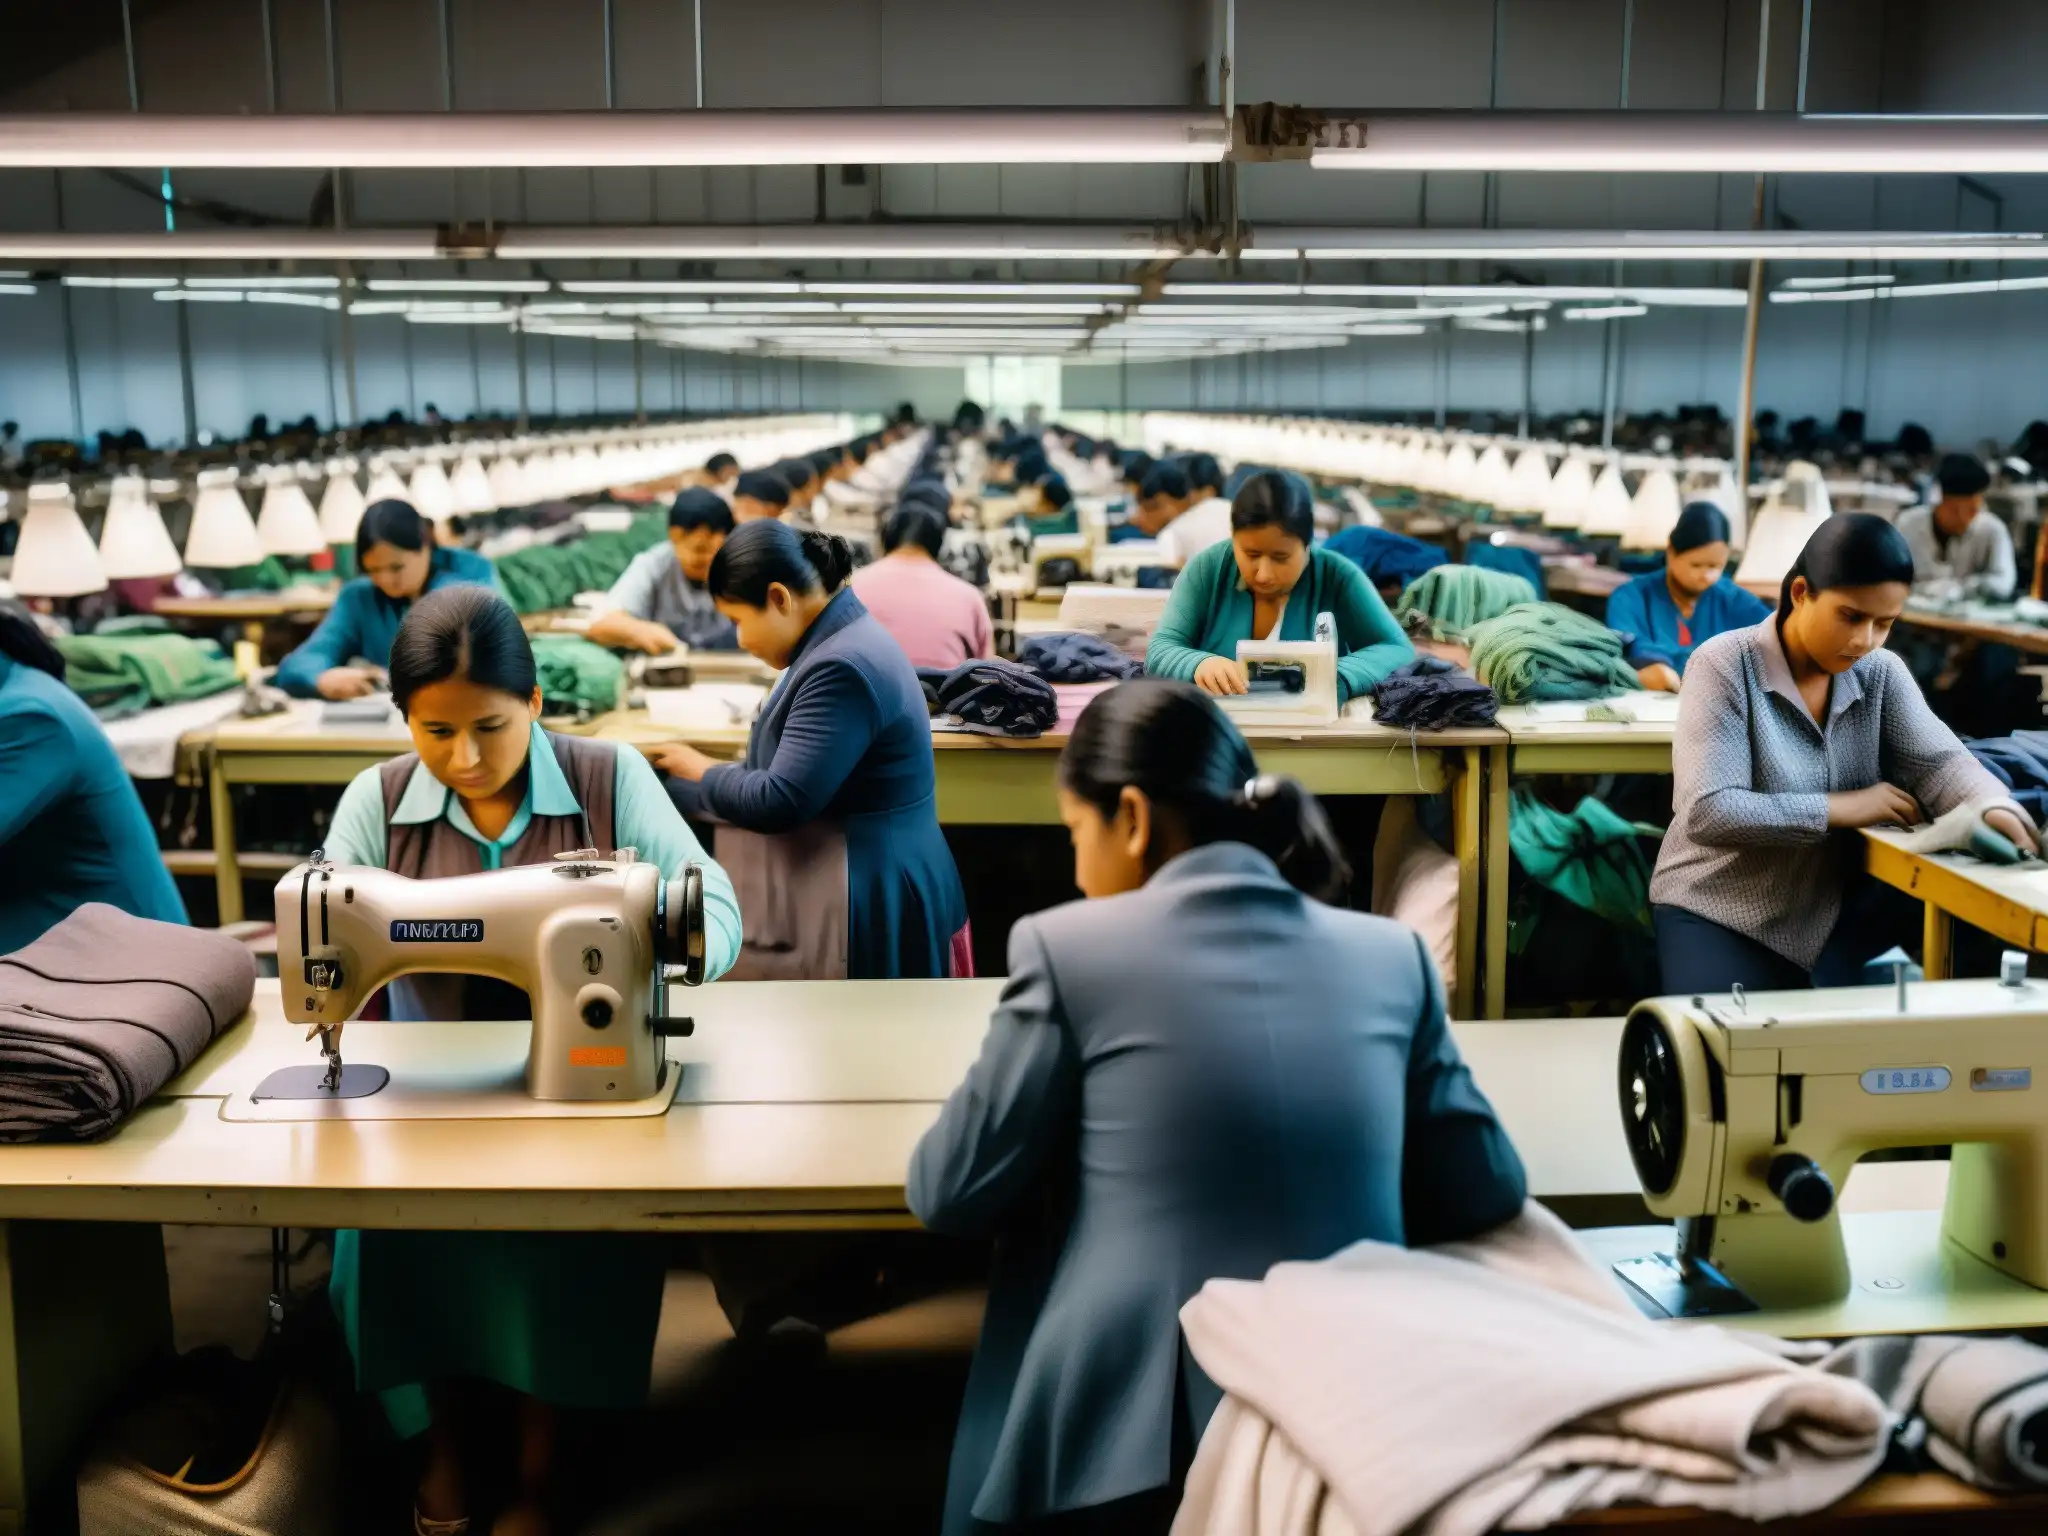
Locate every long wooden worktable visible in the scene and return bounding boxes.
[1864,826,2048,978]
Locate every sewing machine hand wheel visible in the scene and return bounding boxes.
[656,864,707,988]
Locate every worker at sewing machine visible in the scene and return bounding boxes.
[1604,501,1770,693]
[582,488,739,657]
[729,467,792,524]
[849,501,993,670]
[1651,512,2037,995]
[1151,450,1234,568]
[650,520,969,981]
[1897,452,2017,604]
[683,449,739,500]
[909,680,1527,1536]
[274,498,502,702]
[1146,470,1413,701]
[318,585,742,1536]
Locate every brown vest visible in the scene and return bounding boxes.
[375,731,619,1021]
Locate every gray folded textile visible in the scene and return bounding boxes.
[0,904,254,1141]
[1824,1334,2048,1491]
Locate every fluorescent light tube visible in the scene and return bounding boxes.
[1561,303,1649,320]
[1779,273,1896,289]
[0,283,35,296]
[185,275,340,289]
[366,278,550,294]
[154,288,244,302]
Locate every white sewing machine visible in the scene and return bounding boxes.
[273,851,706,1105]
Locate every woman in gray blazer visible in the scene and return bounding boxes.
[908,679,1529,1536]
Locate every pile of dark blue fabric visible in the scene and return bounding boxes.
[1370,655,1499,731]
[1966,731,2048,824]
[1465,540,1548,600]
[1323,525,1448,594]
[1018,633,1143,684]
[927,659,1060,738]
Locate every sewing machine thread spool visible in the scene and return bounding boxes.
[2003,951,2031,988]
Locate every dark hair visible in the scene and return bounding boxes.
[388,586,538,715]
[1230,469,1315,543]
[883,502,949,558]
[1013,449,1050,484]
[1139,463,1190,503]
[1669,501,1732,554]
[807,448,839,475]
[848,438,872,463]
[1060,679,1349,903]
[776,457,817,491]
[355,497,432,569]
[1937,453,1992,499]
[733,469,791,508]
[1780,512,1916,616]
[1035,473,1074,512]
[704,452,738,476]
[1123,451,1157,486]
[669,486,734,536]
[899,477,950,511]
[708,519,854,605]
[0,603,65,680]
[1183,452,1224,496]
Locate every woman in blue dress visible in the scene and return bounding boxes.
[1605,502,1771,692]
[275,498,501,699]
[320,586,741,1536]
[651,520,970,980]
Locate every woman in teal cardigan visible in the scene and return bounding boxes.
[1146,471,1413,702]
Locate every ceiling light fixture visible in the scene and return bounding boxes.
[1778,273,1897,290]
[1768,273,2048,303]
[365,278,550,294]
[1561,303,1649,320]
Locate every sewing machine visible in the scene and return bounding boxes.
[1616,972,2048,1316]
[273,850,706,1104]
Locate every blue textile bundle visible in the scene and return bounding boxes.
[1018,632,1144,684]
[931,659,1060,738]
[1966,731,2048,824]
[1371,656,1499,731]
[1324,525,1449,594]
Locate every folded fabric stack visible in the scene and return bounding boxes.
[1468,602,1640,704]
[0,904,254,1142]
[529,633,625,717]
[1369,655,1497,730]
[1824,1333,2048,1491]
[492,508,668,613]
[55,631,244,721]
[930,659,1059,738]
[1017,632,1144,684]
[1322,526,1448,594]
[1394,564,1536,641]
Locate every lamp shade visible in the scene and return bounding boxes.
[256,473,327,556]
[1734,462,1835,589]
[10,481,108,597]
[364,460,410,506]
[1442,440,1478,499]
[1682,464,1746,549]
[1581,462,1634,537]
[1543,454,1594,529]
[487,455,530,509]
[1504,447,1554,518]
[1621,466,1683,551]
[1470,444,1515,509]
[184,469,265,569]
[449,455,497,516]
[98,474,183,579]
[318,461,367,544]
[407,459,455,522]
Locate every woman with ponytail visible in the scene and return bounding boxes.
[909,679,1528,1536]
[649,518,969,980]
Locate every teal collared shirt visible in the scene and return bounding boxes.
[326,721,742,976]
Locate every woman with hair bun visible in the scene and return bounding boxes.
[909,678,1528,1536]
[649,519,969,981]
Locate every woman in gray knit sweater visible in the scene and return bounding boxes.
[1649,513,2037,995]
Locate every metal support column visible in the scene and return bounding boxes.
[1733,0,1773,497]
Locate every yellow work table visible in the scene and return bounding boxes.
[1863,826,2048,978]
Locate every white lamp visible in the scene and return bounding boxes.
[487,454,531,508]
[256,470,328,556]
[1542,454,1594,529]
[184,468,265,569]
[449,455,497,516]
[364,459,410,506]
[1682,464,1746,549]
[98,475,183,579]
[1470,444,1515,510]
[1580,461,1634,537]
[318,460,367,545]
[408,458,456,522]
[1621,466,1683,551]
[10,481,108,596]
[1504,446,1554,518]
[1442,440,1479,500]
[1735,460,1835,590]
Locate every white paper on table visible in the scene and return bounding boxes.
[644,685,766,730]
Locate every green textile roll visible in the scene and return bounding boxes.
[493,512,668,614]
[1395,564,1537,640]
[530,633,625,716]
[55,632,243,721]
[1467,601,1639,704]
[1508,785,1659,936]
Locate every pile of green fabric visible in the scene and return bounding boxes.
[1505,786,1663,1007]
[1467,602,1639,704]
[530,634,625,718]
[56,631,243,720]
[1508,786,1658,938]
[493,512,668,614]
[1395,564,1536,641]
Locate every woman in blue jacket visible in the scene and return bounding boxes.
[651,520,969,980]
[910,680,1528,1535]
[274,499,500,700]
[1605,502,1770,692]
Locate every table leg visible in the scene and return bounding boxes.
[1452,748,1482,1019]
[1483,744,1512,1019]
[0,1221,173,1533]
[208,752,244,927]
[1924,902,1956,980]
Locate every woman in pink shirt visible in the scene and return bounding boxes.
[850,503,994,669]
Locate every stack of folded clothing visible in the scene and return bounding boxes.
[0,905,255,1141]
[1017,633,1143,684]
[1370,655,1498,730]
[492,510,669,613]
[55,631,243,721]
[1395,564,1537,641]
[1468,602,1640,704]
[530,634,626,717]
[929,659,1059,738]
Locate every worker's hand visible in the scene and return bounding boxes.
[1636,663,1683,694]
[1193,656,1250,696]
[315,667,379,701]
[635,621,683,656]
[1985,806,2041,857]
[1827,782,1924,830]
[642,741,716,782]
